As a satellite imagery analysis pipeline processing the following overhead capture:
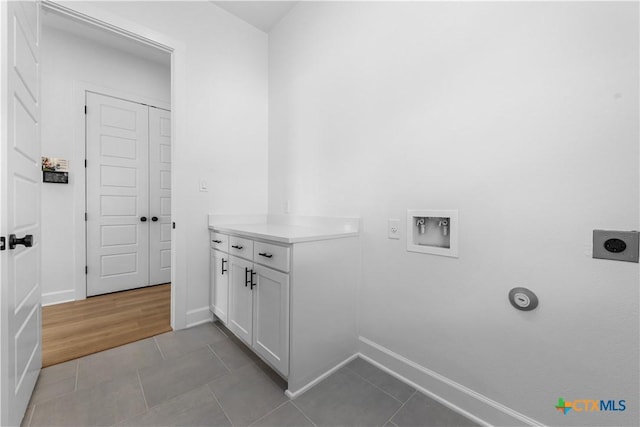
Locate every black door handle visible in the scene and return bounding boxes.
[231,245,243,250]
[151,216,158,222]
[0,236,5,251]
[250,270,257,289]
[9,234,33,250]
[245,267,251,287]
[221,258,227,275]
[140,217,147,222]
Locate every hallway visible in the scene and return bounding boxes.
[42,284,171,367]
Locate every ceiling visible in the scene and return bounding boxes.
[211,1,299,33]
[42,7,171,67]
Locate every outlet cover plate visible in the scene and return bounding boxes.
[593,230,639,263]
[388,219,400,239]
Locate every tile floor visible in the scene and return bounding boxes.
[22,322,479,427]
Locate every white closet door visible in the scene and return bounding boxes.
[148,106,171,285]
[86,92,149,296]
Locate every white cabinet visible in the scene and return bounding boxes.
[228,255,253,345]
[209,248,229,323]
[210,231,290,376]
[252,265,289,375]
[209,217,360,398]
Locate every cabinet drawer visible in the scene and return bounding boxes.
[210,232,229,252]
[253,241,290,273]
[229,236,253,260]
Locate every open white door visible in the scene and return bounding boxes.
[148,106,171,285]
[0,1,42,425]
[86,92,149,296]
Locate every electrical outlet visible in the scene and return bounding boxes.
[199,179,208,192]
[388,219,400,239]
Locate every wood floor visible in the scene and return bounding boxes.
[42,284,172,367]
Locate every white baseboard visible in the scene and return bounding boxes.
[359,336,545,427]
[285,353,359,399]
[42,290,76,306]
[186,306,213,328]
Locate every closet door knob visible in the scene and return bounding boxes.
[151,217,158,222]
[140,216,147,222]
[9,234,32,249]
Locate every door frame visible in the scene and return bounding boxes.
[82,89,170,298]
[42,0,188,330]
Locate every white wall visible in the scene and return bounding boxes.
[57,1,269,326]
[41,22,171,305]
[269,2,638,426]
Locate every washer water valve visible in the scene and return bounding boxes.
[407,209,459,258]
[439,219,449,236]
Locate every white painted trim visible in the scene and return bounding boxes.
[45,0,189,330]
[42,1,171,54]
[358,336,546,427]
[285,353,359,399]
[186,307,213,328]
[41,290,75,306]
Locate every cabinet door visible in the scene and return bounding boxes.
[252,265,290,376]
[210,249,229,323]
[228,255,254,345]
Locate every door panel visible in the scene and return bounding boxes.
[86,92,149,296]
[101,225,137,246]
[228,256,253,345]
[149,107,171,285]
[210,249,229,323]
[1,1,41,425]
[252,265,289,376]
[100,135,137,159]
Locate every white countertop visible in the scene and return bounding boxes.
[208,214,360,244]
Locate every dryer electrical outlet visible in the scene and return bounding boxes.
[593,230,639,263]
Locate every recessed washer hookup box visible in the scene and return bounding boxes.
[593,230,639,263]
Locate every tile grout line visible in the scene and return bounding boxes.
[344,363,407,405]
[289,399,319,427]
[384,389,417,426]
[207,343,233,374]
[136,370,150,412]
[247,400,290,427]
[74,360,79,391]
[153,336,166,360]
[206,383,235,427]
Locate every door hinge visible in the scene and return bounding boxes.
[172,222,176,229]
[85,266,88,274]
[85,212,88,221]
[84,105,87,114]
[0,236,5,251]
[84,159,87,168]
